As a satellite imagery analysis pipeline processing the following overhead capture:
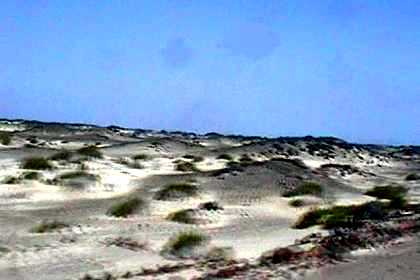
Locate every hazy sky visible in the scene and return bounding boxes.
[1,1,419,144]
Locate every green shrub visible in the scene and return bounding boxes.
[77,145,102,158]
[132,154,148,160]
[183,154,204,162]
[199,201,223,211]
[175,161,199,172]
[50,150,73,161]
[166,209,196,224]
[289,199,305,207]
[294,201,387,229]
[30,220,69,233]
[163,231,207,255]
[22,172,40,180]
[365,185,407,201]
[239,154,253,163]
[57,171,98,181]
[106,197,144,217]
[154,183,198,200]
[217,154,233,161]
[283,181,323,197]
[2,176,20,184]
[406,173,420,181]
[0,132,11,145]
[21,157,53,170]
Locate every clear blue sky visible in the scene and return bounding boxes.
[1,1,419,144]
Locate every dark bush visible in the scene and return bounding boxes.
[2,176,20,184]
[163,231,207,255]
[175,161,199,172]
[283,181,323,197]
[0,132,11,145]
[405,173,420,181]
[365,185,407,201]
[30,220,69,233]
[154,183,198,200]
[199,201,223,211]
[106,197,144,218]
[217,154,233,161]
[132,154,148,160]
[50,150,73,161]
[166,209,196,224]
[289,199,305,207]
[22,172,40,180]
[77,145,102,158]
[21,157,53,170]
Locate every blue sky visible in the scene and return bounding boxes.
[1,1,419,144]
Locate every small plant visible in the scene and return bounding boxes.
[106,197,144,217]
[21,157,53,170]
[77,145,102,158]
[175,161,199,172]
[283,181,323,197]
[199,201,223,211]
[239,154,253,164]
[50,150,73,161]
[183,154,204,162]
[132,154,148,160]
[289,199,305,207]
[166,209,196,224]
[217,154,233,161]
[163,231,208,256]
[365,185,407,201]
[57,171,98,181]
[22,171,40,180]
[294,201,387,229]
[30,220,69,233]
[154,183,198,200]
[405,173,420,181]
[2,176,20,184]
[0,132,11,145]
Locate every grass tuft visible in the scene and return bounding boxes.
[283,181,323,197]
[163,231,208,255]
[50,150,73,161]
[0,132,11,145]
[217,154,233,161]
[2,176,20,184]
[405,173,420,181]
[30,220,69,233]
[182,154,204,162]
[166,209,196,224]
[154,183,198,200]
[21,157,53,170]
[77,145,102,158]
[365,185,407,201]
[106,197,144,218]
[289,199,305,207]
[175,161,199,172]
[294,201,388,229]
[132,153,148,160]
[22,171,40,180]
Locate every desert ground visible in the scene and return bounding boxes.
[0,119,419,279]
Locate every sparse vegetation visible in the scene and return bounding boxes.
[132,153,148,160]
[57,171,98,181]
[365,185,408,208]
[283,181,323,197]
[217,154,233,161]
[30,220,69,233]
[77,145,102,158]
[22,171,40,180]
[175,161,199,172]
[199,201,223,211]
[405,173,420,181]
[166,209,196,224]
[2,176,20,184]
[294,201,388,229]
[0,132,11,145]
[106,197,144,217]
[163,231,208,256]
[50,150,73,161]
[289,199,305,207]
[154,183,198,200]
[182,154,204,162]
[21,157,53,170]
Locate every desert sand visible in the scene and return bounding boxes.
[0,119,419,279]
